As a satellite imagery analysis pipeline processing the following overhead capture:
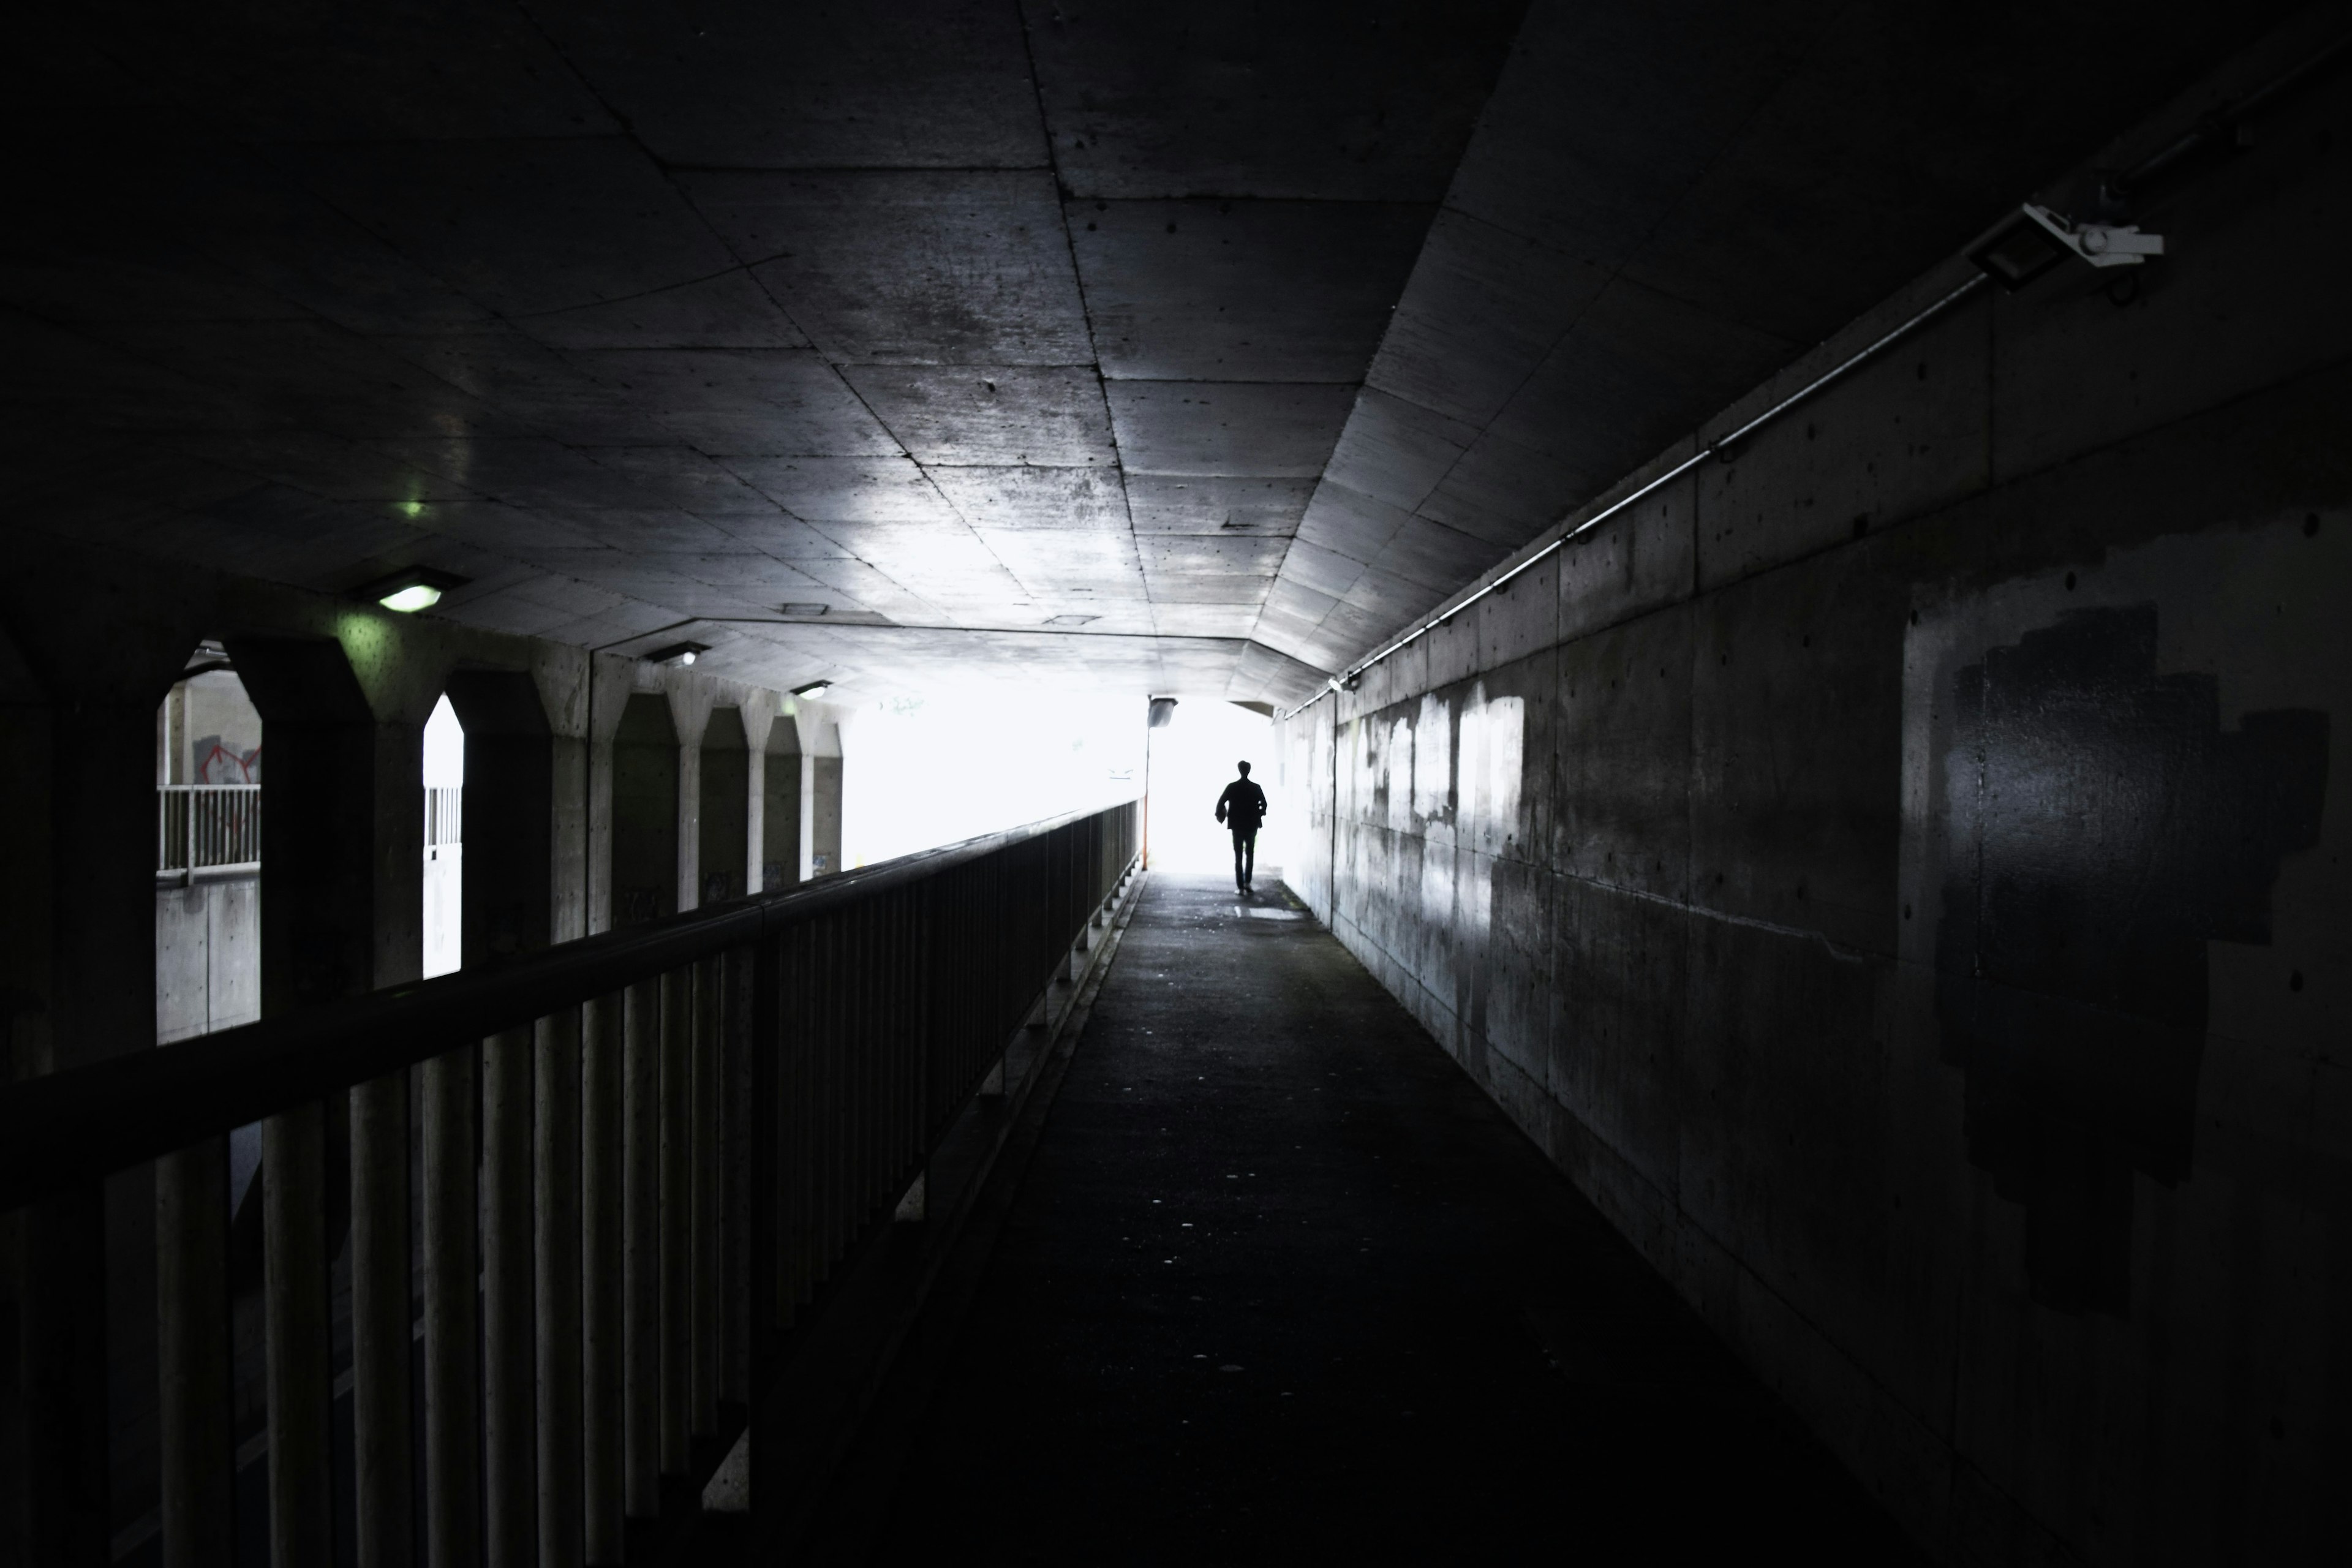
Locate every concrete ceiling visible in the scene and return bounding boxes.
[5,2,2286,704]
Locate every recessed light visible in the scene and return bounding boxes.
[647,641,709,667]
[791,680,831,699]
[356,566,468,614]
[780,603,830,617]
[1044,613,1099,626]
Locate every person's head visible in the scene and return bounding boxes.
[1236,761,1251,777]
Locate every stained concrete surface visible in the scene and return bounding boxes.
[862,876,1922,1562]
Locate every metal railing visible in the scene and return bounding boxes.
[154,784,262,878]
[426,784,462,850]
[4,799,1139,1566]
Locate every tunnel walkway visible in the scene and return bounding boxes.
[815,875,1924,1564]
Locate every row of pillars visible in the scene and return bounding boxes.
[0,605,839,1562]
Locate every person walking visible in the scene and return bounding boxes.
[1215,761,1268,895]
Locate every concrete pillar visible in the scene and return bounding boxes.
[228,631,443,1567]
[445,654,590,962]
[802,712,842,878]
[666,678,713,912]
[612,693,680,927]
[761,710,803,892]
[699,708,750,905]
[586,652,635,937]
[0,592,200,1564]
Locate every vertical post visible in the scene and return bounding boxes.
[622,981,660,1517]
[748,932,779,1525]
[483,1025,535,1566]
[581,994,626,1560]
[659,968,692,1475]
[423,1046,482,1568]
[350,1072,413,1568]
[156,1138,233,1567]
[537,1008,585,1568]
[262,1104,334,1566]
[691,959,722,1439]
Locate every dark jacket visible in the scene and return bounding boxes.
[1216,778,1267,833]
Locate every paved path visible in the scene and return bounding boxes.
[865,875,1921,1563]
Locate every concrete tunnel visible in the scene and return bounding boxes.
[0,3,2346,1564]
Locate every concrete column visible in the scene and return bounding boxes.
[801,713,842,878]
[229,631,443,1566]
[586,652,635,937]
[612,693,679,927]
[445,656,589,963]
[699,707,750,905]
[761,710,803,892]
[0,595,199,1564]
[666,677,713,912]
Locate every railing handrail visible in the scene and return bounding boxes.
[156,782,262,793]
[2,797,1141,1213]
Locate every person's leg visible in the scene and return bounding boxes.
[1232,830,1247,891]
[1241,830,1256,889]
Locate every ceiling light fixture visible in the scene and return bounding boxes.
[647,641,710,667]
[780,603,830,617]
[791,680,832,699]
[1044,613,1099,626]
[357,566,469,614]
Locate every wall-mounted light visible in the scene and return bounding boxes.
[1970,202,2165,290]
[791,680,831,699]
[356,566,469,614]
[1148,696,1177,728]
[647,641,710,667]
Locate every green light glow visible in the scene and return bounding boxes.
[399,500,425,518]
[379,583,442,612]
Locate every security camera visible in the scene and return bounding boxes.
[1970,202,2165,290]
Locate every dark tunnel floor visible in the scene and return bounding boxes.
[851,875,1925,1564]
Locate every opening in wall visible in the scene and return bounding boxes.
[421,692,464,978]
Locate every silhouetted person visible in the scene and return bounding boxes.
[1215,761,1267,894]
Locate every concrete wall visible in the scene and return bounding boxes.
[154,875,260,1044]
[1276,39,2350,1568]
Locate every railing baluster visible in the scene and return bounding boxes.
[350,1071,413,1568]
[658,967,692,1476]
[582,993,626,1561]
[537,1006,585,1568]
[622,980,660,1518]
[692,956,722,1441]
[423,1047,482,1567]
[484,1024,535,1566]
[262,1103,334,1566]
[156,1136,233,1567]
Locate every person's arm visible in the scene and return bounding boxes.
[1215,782,1229,823]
